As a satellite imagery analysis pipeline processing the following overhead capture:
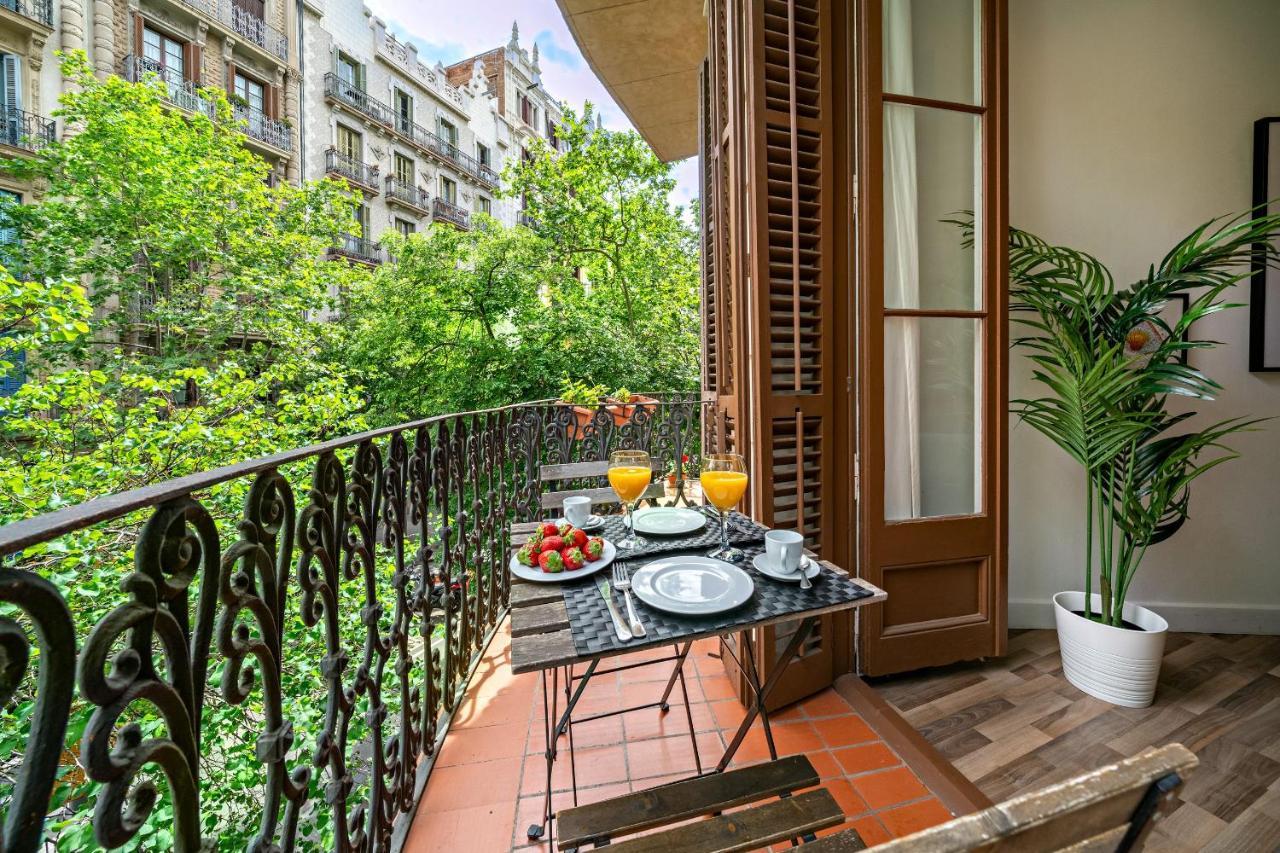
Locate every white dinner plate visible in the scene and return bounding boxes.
[631,506,707,537]
[556,514,606,533]
[509,538,616,583]
[752,553,819,583]
[631,556,754,616]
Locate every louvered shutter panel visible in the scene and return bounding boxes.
[747,0,839,557]
[3,54,21,113]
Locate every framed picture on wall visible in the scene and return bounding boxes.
[1250,117,1280,372]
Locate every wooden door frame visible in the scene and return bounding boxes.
[854,0,1009,676]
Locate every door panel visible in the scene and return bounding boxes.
[857,0,1007,676]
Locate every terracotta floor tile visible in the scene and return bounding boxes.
[850,766,931,811]
[812,714,879,748]
[710,697,748,730]
[619,678,680,709]
[808,749,845,780]
[575,781,633,806]
[847,814,894,846]
[877,797,953,837]
[832,742,902,776]
[523,743,629,794]
[420,756,523,812]
[700,674,739,702]
[802,688,856,719]
[564,715,625,749]
[404,801,516,853]
[436,721,528,767]
[693,649,729,679]
[626,733,700,780]
[512,796,552,851]
[823,778,870,817]
[728,720,823,764]
[623,701,715,741]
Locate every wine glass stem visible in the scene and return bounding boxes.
[719,508,730,552]
[627,501,636,540]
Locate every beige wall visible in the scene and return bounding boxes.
[1008,0,1280,632]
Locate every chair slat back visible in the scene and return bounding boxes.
[538,460,666,513]
[870,744,1196,852]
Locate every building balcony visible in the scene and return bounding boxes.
[0,106,55,153]
[325,147,379,195]
[518,211,537,229]
[384,176,430,215]
[322,73,498,189]
[124,56,291,155]
[327,231,383,265]
[158,0,288,61]
[431,196,470,230]
[0,0,52,29]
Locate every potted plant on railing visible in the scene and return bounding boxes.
[557,379,658,432]
[1007,209,1279,708]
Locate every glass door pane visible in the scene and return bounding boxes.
[882,0,980,105]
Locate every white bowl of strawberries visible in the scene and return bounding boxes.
[509,521,617,583]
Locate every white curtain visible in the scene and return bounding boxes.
[883,0,922,520]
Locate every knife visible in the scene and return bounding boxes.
[597,576,633,642]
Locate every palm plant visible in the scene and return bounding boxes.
[971,210,1280,627]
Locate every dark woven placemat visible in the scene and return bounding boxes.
[593,510,767,560]
[562,533,874,658]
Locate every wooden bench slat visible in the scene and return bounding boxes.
[510,627,576,672]
[557,755,820,849]
[509,582,562,608]
[510,600,569,637]
[600,788,844,853]
[541,460,610,480]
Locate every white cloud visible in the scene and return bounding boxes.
[364,0,699,210]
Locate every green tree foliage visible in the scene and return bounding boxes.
[343,106,700,423]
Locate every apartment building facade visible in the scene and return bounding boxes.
[301,4,549,263]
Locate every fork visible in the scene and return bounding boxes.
[612,563,646,638]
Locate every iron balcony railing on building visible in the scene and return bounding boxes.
[0,396,707,850]
[385,176,430,214]
[325,147,380,194]
[159,0,287,60]
[0,106,55,152]
[125,56,292,152]
[328,231,384,265]
[324,73,498,189]
[0,0,52,27]
[432,196,470,230]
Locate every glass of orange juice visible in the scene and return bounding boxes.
[608,449,652,551]
[701,453,749,562]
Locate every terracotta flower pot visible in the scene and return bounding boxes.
[561,395,659,436]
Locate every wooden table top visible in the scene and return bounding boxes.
[507,520,887,675]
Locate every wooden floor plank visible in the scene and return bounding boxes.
[873,629,1280,852]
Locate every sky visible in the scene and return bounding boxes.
[363,0,700,211]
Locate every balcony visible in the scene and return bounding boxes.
[432,196,470,230]
[327,231,383,265]
[385,176,430,215]
[124,56,291,155]
[157,0,288,61]
[324,147,380,195]
[0,107,55,153]
[0,0,51,28]
[323,72,499,189]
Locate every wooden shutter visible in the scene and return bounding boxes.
[712,0,854,710]
[857,0,1009,676]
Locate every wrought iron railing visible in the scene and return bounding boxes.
[432,197,470,230]
[233,102,292,151]
[325,147,380,193]
[0,107,54,152]
[385,177,430,212]
[323,73,498,189]
[157,0,288,59]
[328,232,384,265]
[0,0,52,26]
[0,396,706,850]
[124,56,291,151]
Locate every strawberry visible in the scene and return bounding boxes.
[570,528,588,548]
[540,522,560,538]
[539,550,565,573]
[583,537,604,562]
[515,542,538,567]
[561,547,585,570]
[540,535,565,553]
[557,521,575,538]
[528,529,544,549]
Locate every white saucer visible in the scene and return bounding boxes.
[632,506,706,536]
[752,553,819,583]
[557,515,606,532]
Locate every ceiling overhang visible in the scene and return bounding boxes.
[554,0,705,162]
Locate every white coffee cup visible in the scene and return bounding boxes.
[764,530,804,574]
[563,495,592,528]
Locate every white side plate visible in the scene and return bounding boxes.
[510,538,616,583]
[752,553,819,583]
[631,556,754,616]
[631,506,707,537]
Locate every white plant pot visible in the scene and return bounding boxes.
[1052,591,1169,708]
